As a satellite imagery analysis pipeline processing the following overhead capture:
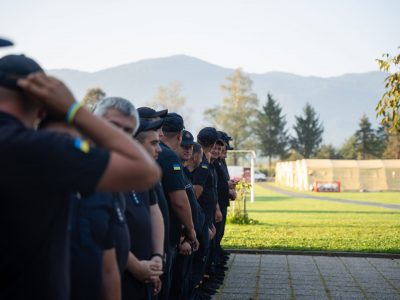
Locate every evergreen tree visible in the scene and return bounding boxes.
[81,87,106,111]
[338,136,357,159]
[354,114,380,159]
[204,68,259,163]
[291,103,324,158]
[254,93,288,174]
[314,144,340,159]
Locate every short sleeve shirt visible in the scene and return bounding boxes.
[0,112,110,300]
[192,154,217,219]
[156,142,186,246]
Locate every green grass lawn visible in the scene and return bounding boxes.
[267,182,400,205]
[221,184,400,253]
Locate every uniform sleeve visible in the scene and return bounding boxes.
[7,130,110,195]
[158,154,186,192]
[149,188,158,206]
[192,162,209,187]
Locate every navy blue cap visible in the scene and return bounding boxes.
[162,112,184,132]
[138,107,168,119]
[181,130,195,146]
[135,118,164,137]
[0,38,13,47]
[217,131,232,143]
[0,54,43,90]
[197,127,218,145]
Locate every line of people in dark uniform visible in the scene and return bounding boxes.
[0,53,237,300]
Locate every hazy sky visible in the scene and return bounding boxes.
[1,0,399,76]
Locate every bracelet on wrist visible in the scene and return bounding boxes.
[151,253,164,260]
[65,102,83,124]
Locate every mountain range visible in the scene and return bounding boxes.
[48,55,387,146]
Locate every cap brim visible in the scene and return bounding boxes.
[135,118,164,136]
[181,140,195,146]
[0,39,13,47]
[154,109,168,118]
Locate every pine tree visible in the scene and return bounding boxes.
[291,103,324,158]
[314,144,340,159]
[354,114,380,159]
[254,93,288,174]
[338,136,357,159]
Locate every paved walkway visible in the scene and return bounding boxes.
[260,183,400,210]
[214,254,400,299]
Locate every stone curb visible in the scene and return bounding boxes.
[226,249,400,259]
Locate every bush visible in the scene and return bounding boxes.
[227,179,259,225]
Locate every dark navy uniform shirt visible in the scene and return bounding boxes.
[153,182,170,254]
[0,112,109,300]
[122,191,156,299]
[69,192,129,300]
[192,154,217,222]
[214,158,230,208]
[156,142,186,246]
[183,167,206,232]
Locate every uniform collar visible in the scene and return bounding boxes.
[0,111,25,127]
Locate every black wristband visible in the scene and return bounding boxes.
[151,253,164,261]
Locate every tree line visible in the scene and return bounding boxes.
[81,58,400,173]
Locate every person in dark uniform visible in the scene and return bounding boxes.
[156,113,199,300]
[137,106,170,258]
[39,119,124,300]
[120,118,167,300]
[0,55,161,300]
[191,127,222,296]
[213,132,233,268]
[170,130,207,300]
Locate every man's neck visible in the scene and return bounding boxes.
[160,138,177,152]
[0,101,35,128]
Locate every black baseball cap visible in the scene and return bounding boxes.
[181,130,195,146]
[135,118,164,137]
[0,54,43,90]
[162,113,185,132]
[138,107,168,119]
[0,38,13,48]
[197,127,218,146]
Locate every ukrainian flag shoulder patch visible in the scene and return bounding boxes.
[74,138,90,154]
[173,164,181,171]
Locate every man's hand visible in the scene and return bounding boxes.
[185,228,199,251]
[18,72,76,118]
[229,188,237,200]
[179,241,192,256]
[133,260,163,282]
[150,276,162,295]
[209,224,216,240]
[215,206,223,223]
[150,256,163,272]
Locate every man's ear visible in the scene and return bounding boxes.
[37,108,47,122]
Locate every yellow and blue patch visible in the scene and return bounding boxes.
[173,164,181,171]
[74,138,90,154]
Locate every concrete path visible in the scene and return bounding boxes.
[214,254,400,299]
[260,183,400,210]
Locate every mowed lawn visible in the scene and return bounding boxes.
[221,184,400,253]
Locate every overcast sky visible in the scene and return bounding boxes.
[1,0,399,76]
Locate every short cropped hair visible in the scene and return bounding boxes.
[93,97,139,134]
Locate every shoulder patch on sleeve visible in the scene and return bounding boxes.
[201,164,208,169]
[74,138,90,153]
[173,163,181,171]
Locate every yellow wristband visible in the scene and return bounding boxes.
[66,102,82,124]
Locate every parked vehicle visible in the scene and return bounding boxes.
[254,170,267,182]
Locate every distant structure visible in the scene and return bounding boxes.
[275,159,400,192]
